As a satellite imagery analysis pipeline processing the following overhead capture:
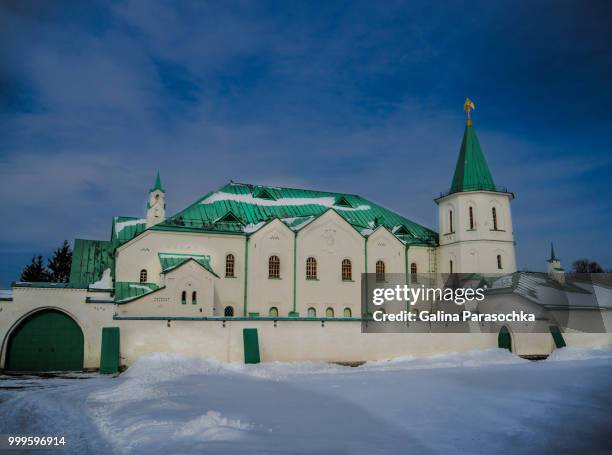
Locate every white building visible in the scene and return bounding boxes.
[1,110,609,372]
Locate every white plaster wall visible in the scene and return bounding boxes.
[247,219,294,317]
[117,261,215,317]
[0,288,115,369]
[115,230,245,314]
[367,227,405,277]
[115,319,500,364]
[296,211,364,317]
[437,191,516,274]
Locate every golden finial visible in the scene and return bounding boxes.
[464,98,475,126]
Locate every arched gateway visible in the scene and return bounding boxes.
[6,309,84,372]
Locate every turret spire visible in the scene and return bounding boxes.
[151,171,164,193]
[449,100,496,194]
[549,242,558,262]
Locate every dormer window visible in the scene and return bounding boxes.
[334,196,352,208]
[216,211,243,224]
[394,225,411,236]
[253,187,276,200]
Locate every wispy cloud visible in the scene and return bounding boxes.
[0,0,611,285]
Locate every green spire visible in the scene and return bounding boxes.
[151,171,164,193]
[549,242,558,262]
[449,120,496,194]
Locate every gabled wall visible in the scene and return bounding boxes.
[246,219,294,317]
[115,230,245,315]
[296,210,364,317]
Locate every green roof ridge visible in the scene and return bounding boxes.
[449,123,496,194]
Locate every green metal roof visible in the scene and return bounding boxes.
[114,282,160,303]
[154,182,438,245]
[449,123,497,194]
[111,216,147,247]
[69,239,114,287]
[151,171,164,193]
[158,253,219,277]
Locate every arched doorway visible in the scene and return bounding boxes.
[498,326,512,352]
[6,310,84,372]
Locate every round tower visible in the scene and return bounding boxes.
[434,100,516,274]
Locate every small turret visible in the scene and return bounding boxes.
[146,171,166,228]
[547,242,565,283]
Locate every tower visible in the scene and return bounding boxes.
[435,99,516,274]
[146,171,166,228]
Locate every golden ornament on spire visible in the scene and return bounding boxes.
[464,98,475,126]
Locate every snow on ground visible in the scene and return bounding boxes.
[545,346,612,362]
[1,349,612,454]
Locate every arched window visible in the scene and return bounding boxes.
[376,260,385,282]
[225,254,235,277]
[497,254,503,270]
[181,291,186,305]
[326,307,334,318]
[224,306,234,317]
[268,255,280,278]
[140,269,147,283]
[343,307,352,318]
[307,307,316,318]
[410,262,418,283]
[269,307,279,318]
[192,291,197,305]
[342,259,352,281]
[306,257,317,280]
[492,207,498,230]
[449,210,454,233]
[449,260,453,274]
[469,206,474,230]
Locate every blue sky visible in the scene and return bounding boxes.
[1,0,611,286]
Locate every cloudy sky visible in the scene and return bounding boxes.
[1,0,611,286]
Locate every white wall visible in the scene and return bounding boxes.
[437,190,516,273]
[115,230,245,316]
[296,211,364,317]
[0,288,115,369]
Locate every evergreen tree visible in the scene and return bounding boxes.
[20,255,51,282]
[47,240,72,283]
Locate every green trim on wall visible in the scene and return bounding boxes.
[243,236,249,316]
[405,245,410,311]
[292,232,297,313]
[113,315,364,322]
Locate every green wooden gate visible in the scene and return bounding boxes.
[498,326,512,352]
[6,310,84,372]
[243,328,260,364]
